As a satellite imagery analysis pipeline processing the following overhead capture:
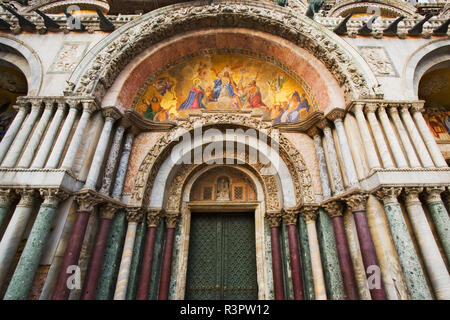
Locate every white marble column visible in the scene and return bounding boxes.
[60,101,97,170]
[0,104,29,164]
[352,103,381,170]
[388,106,421,168]
[403,187,450,300]
[45,103,80,168]
[0,189,36,288]
[111,132,135,200]
[17,102,55,168]
[99,124,126,195]
[84,107,121,189]
[377,105,408,168]
[2,101,42,167]
[410,104,448,168]
[309,127,332,198]
[399,105,434,168]
[318,119,344,194]
[31,102,67,168]
[364,103,395,169]
[328,109,359,187]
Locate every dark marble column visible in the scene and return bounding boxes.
[282,209,304,300]
[345,192,387,300]
[0,189,16,232]
[158,212,179,300]
[137,209,161,300]
[323,200,359,300]
[266,211,285,300]
[80,204,118,300]
[52,192,100,300]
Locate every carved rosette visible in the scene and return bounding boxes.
[40,188,69,207]
[282,208,299,225]
[265,210,282,228]
[100,203,121,220]
[344,192,369,212]
[0,189,17,207]
[16,189,37,208]
[165,210,180,229]
[147,209,162,227]
[126,207,144,223]
[300,205,319,223]
[403,187,424,206]
[76,192,101,212]
[374,187,402,205]
[322,200,343,218]
[424,186,445,205]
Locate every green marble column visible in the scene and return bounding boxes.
[425,187,450,264]
[96,210,127,300]
[280,222,294,300]
[0,189,15,232]
[4,189,66,300]
[149,221,165,300]
[297,215,315,300]
[375,187,432,300]
[126,217,146,300]
[316,208,345,299]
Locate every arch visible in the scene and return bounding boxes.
[67,1,380,102]
[402,39,450,100]
[328,0,417,18]
[0,36,43,96]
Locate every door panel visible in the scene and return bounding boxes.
[185,213,258,300]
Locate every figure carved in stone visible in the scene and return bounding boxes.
[216,176,231,200]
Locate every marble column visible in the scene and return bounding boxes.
[80,204,118,300]
[51,193,100,300]
[377,105,408,168]
[0,104,29,164]
[345,193,387,300]
[318,120,344,193]
[374,187,432,299]
[387,106,421,168]
[126,214,147,300]
[2,101,42,167]
[158,212,179,300]
[410,104,447,168]
[399,105,434,168]
[99,124,126,195]
[364,103,395,169]
[266,212,285,300]
[60,101,97,170]
[31,102,67,168]
[323,201,359,300]
[4,189,68,300]
[113,208,143,300]
[137,209,161,300]
[0,189,36,289]
[327,109,359,187]
[443,189,450,214]
[351,103,382,170]
[111,132,135,200]
[424,187,450,264]
[301,206,327,300]
[282,209,304,300]
[17,102,55,168]
[309,127,332,198]
[0,189,16,231]
[45,102,80,168]
[403,187,450,299]
[84,107,121,189]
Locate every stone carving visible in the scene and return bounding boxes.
[216,176,231,201]
[69,1,374,100]
[403,187,424,205]
[126,207,144,222]
[322,200,343,217]
[76,192,102,212]
[99,203,120,220]
[374,187,402,205]
[282,208,298,225]
[300,205,319,222]
[358,47,398,77]
[147,209,162,227]
[49,42,88,73]
[16,189,37,208]
[265,210,282,227]
[165,211,180,228]
[262,175,281,211]
[39,188,69,207]
[344,192,369,211]
[424,186,446,205]
[0,189,17,207]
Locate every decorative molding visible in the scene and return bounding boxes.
[300,205,319,223]
[125,206,143,222]
[322,200,344,217]
[40,188,69,207]
[374,186,402,205]
[282,208,298,225]
[424,186,446,205]
[344,191,369,211]
[265,210,282,228]
[147,208,162,227]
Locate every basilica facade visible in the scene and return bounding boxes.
[0,0,448,300]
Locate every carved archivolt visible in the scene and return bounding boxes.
[328,0,416,18]
[131,115,314,209]
[67,1,378,101]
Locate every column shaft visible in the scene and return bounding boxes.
[99,126,125,195]
[137,226,157,300]
[111,133,134,199]
[269,226,285,300]
[425,198,450,263]
[126,217,147,300]
[287,223,304,300]
[333,118,359,186]
[353,104,381,170]
[322,126,344,193]
[32,104,66,168]
[306,220,327,300]
[158,227,176,300]
[0,105,28,163]
[312,134,331,197]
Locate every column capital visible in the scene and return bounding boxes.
[126,207,144,223]
[147,208,162,227]
[16,189,37,208]
[102,107,122,122]
[81,100,98,114]
[300,205,319,222]
[316,118,331,130]
[344,192,369,211]
[424,186,446,204]
[13,103,30,113]
[265,210,282,227]
[282,207,298,225]
[409,101,425,114]
[39,188,69,207]
[165,210,180,228]
[363,102,379,114]
[306,126,321,139]
[76,191,101,212]
[326,108,346,122]
[403,187,424,204]
[322,200,343,217]
[100,203,121,220]
[374,187,402,205]
[349,101,365,114]
[0,189,17,207]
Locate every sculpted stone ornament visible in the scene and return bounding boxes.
[147,209,162,227]
[403,187,424,205]
[424,186,446,205]
[16,189,37,208]
[216,176,231,201]
[306,0,325,19]
[76,191,102,212]
[322,200,343,217]
[100,203,121,220]
[265,210,282,228]
[102,106,122,122]
[0,189,17,207]
[282,208,298,225]
[165,211,180,229]
[300,205,319,222]
[344,192,369,212]
[374,187,402,205]
[126,207,144,223]
[326,108,346,122]
[40,188,69,207]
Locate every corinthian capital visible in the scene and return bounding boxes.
[300,205,319,223]
[265,210,282,227]
[0,189,17,207]
[409,101,425,114]
[100,203,121,220]
[344,192,369,211]
[403,187,424,204]
[363,103,379,114]
[147,208,162,227]
[282,208,298,225]
[16,189,37,208]
[165,210,180,228]
[326,108,346,122]
[322,200,343,217]
[306,126,321,139]
[126,207,144,223]
[424,186,445,204]
[40,188,69,207]
[102,106,122,122]
[76,192,101,212]
[374,187,402,205]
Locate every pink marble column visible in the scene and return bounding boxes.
[158,213,179,300]
[267,211,285,300]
